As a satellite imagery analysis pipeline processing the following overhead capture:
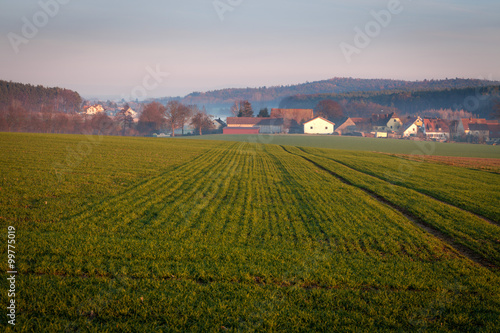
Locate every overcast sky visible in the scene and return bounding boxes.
[1,0,499,99]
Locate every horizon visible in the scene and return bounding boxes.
[4,76,499,102]
[1,1,499,99]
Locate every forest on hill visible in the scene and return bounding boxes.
[0,80,82,113]
[280,85,500,119]
[176,78,500,110]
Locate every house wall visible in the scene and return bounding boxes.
[223,127,260,135]
[259,125,282,134]
[386,117,403,131]
[403,124,419,137]
[426,132,450,140]
[304,118,334,134]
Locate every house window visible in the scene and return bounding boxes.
[325,127,328,130]
[310,126,313,129]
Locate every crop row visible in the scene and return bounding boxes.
[283,145,500,268]
[16,141,498,291]
[300,146,500,223]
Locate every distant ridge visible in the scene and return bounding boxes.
[170,77,499,106]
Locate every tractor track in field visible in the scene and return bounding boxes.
[296,147,499,227]
[279,145,498,271]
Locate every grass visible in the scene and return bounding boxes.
[185,134,500,158]
[1,132,500,332]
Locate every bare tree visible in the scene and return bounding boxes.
[179,105,194,135]
[190,106,215,135]
[138,102,166,135]
[164,101,189,137]
[91,112,115,136]
[238,100,253,117]
[230,101,240,117]
[314,100,344,120]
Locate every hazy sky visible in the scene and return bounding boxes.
[1,0,499,99]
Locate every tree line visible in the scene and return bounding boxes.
[280,86,500,119]
[138,101,215,136]
[0,80,82,113]
[0,98,216,136]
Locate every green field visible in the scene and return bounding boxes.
[1,132,500,332]
[187,134,500,159]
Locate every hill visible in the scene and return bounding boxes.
[280,85,500,119]
[152,78,500,115]
[0,79,82,113]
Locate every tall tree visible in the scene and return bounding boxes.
[314,100,344,120]
[190,106,215,135]
[257,107,270,117]
[164,101,189,137]
[116,103,134,136]
[238,100,253,117]
[230,101,240,117]
[91,112,115,136]
[138,102,166,134]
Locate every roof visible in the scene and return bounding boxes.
[226,117,284,126]
[371,113,394,127]
[461,118,499,131]
[304,116,335,125]
[468,123,489,131]
[424,118,450,133]
[402,117,422,131]
[226,117,261,125]
[350,117,371,125]
[270,108,314,123]
[213,118,227,126]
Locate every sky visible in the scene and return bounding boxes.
[1,0,499,99]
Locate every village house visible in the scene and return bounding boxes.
[334,117,372,136]
[371,113,393,132]
[333,117,356,135]
[424,118,450,141]
[209,118,226,133]
[386,114,403,132]
[401,116,423,137]
[84,104,105,115]
[223,117,284,134]
[304,117,335,135]
[468,123,490,141]
[457,118,499,136]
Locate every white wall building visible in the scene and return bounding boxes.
[304,117,335,134]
